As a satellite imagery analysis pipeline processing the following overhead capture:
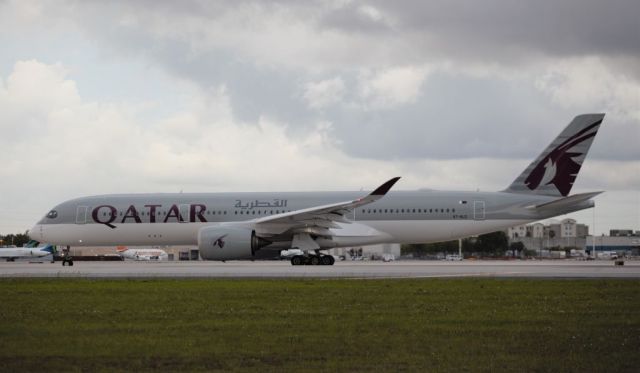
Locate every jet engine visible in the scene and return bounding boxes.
[198,225,271,260]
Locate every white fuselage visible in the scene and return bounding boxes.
[29,189,570,250]
[33,219,532,248]
[0,247,53,261]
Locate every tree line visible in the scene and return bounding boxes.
[401,231,512,257]
[0,232,32,247]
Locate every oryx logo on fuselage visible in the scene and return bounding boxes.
[212,235,227,249]
[525,120,601,196]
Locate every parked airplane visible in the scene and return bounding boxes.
[117,246,169,261]
[0,243,56,262]
[30,114,604,266]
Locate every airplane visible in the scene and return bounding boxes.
[0,243,56,262]
[29,113,604,266]
[117,246,169,261]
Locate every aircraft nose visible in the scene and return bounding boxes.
[29,225,42,242]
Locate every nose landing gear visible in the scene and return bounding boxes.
[61,245,74,266]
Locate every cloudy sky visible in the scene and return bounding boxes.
[1,0,638,235]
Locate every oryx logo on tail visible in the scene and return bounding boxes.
[504,114,604,197]
[524,120,601,196]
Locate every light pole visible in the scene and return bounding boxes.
[592,207,596,259]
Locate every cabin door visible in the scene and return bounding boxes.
[473,201,485,220]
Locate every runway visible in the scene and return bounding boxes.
[1,260,639,279]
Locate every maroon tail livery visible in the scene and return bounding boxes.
[505,114,604,197]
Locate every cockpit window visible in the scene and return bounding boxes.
[46,210,58,219]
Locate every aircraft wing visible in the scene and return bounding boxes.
[251,177,400,232]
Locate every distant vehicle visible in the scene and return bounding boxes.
[382,254,395,262]
[445,254,463,261]
[597,251,618,260]
[280,249,304,260]
[0,244,56,262]
[116,246,168,261]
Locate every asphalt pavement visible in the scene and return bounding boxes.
[1,259,638,279]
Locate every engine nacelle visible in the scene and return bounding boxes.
[198,225,271,260]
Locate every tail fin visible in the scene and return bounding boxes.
[41,244,56,254]
[504,113,604,197]
[25,240,40,248]
[116,246,128,252]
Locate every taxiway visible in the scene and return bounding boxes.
[1,260,639,279]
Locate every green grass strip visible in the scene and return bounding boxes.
[0,279,638,372]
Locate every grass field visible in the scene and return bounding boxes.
[0,279,639,372]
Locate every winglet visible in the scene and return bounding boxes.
[370,177,401,196]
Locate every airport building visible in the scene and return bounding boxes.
[509,220,640,255]
[63,246,199,261]
[58,243,402,261]
[587,235,640,255]
[508,219,589,252]
[326,243,401,260]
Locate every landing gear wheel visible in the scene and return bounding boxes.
[321,255,335,266]
[291,256,304,266]
[309,256,321,265]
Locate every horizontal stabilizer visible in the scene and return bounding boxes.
[528,191,603,211]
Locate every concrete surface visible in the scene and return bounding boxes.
[1,260,639,279]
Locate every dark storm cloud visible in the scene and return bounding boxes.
[335,0,640,66]
[65,0,639,162]
[324,73,573,160]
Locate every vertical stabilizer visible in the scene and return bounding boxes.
[505,113,604,197]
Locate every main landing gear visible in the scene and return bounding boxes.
[290,254,335,266]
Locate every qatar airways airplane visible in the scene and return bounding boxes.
[30,114,604,266]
